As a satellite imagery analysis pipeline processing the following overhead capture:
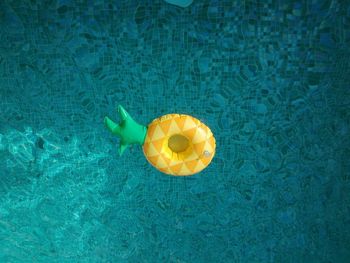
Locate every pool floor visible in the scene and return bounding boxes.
[0,0,350,262]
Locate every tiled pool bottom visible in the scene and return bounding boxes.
[0,0,350,262]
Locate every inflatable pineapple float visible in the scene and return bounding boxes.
[104,105,216,176]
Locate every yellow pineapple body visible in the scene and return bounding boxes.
[143,114,216,176]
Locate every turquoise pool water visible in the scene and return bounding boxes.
[0,0,350,262]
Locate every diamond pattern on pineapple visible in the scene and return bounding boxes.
[143,114,216,176]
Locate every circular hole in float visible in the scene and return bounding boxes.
[168,134,189,153]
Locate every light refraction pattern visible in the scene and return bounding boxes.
[0,0,350,262]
